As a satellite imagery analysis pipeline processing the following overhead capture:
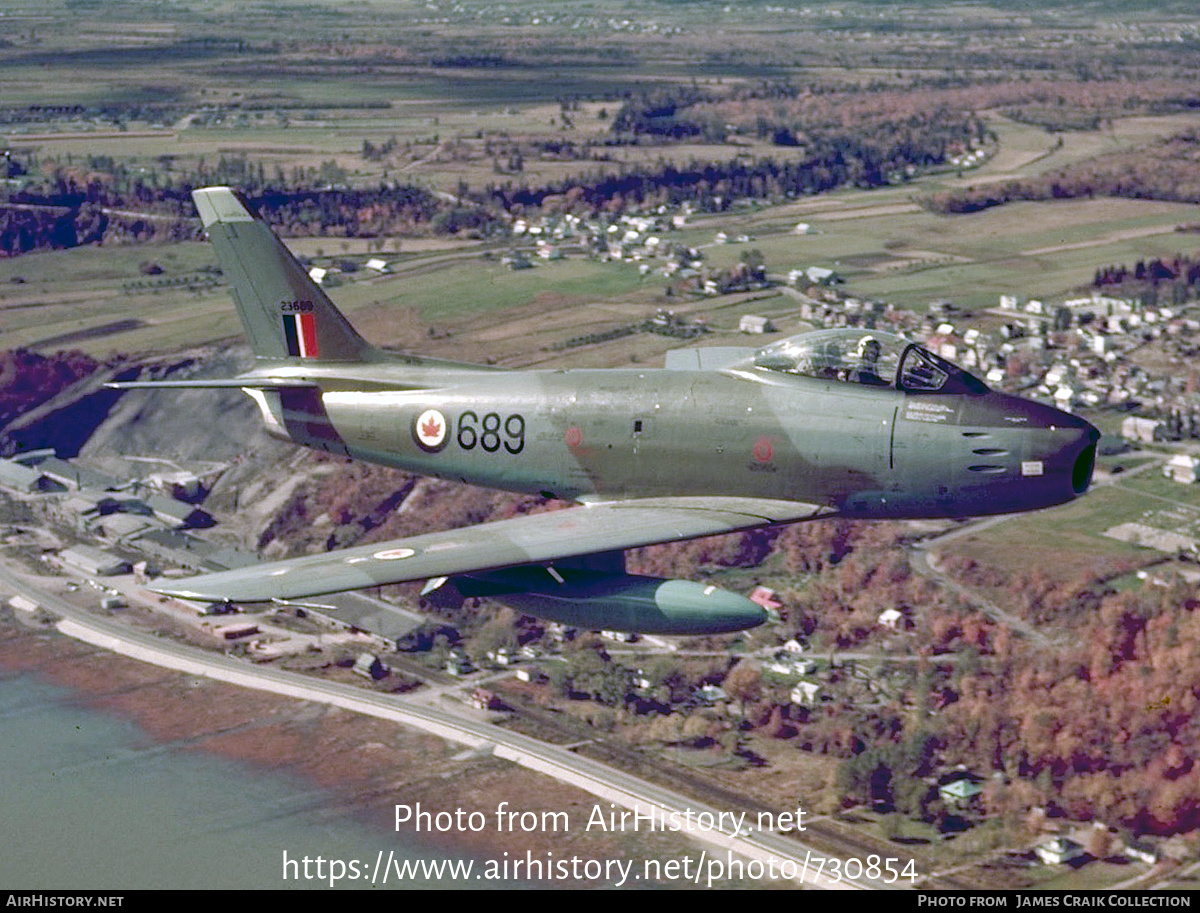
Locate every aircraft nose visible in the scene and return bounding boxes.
[954,391,1101,513]
[1009,395,1100,499]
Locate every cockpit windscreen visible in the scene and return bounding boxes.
[752,329,988,395]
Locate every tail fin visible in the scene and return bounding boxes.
[193,187,375,363]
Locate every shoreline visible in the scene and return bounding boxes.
[0,612,769,889]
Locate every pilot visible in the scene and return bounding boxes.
[817,343,843,379]
[852,336,889,386]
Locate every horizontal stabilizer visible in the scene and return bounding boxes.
[105,376,319,391]
[106,378,319,390]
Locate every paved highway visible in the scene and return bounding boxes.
[0,561,917,889]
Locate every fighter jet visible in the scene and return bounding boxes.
[114,187,1099,634]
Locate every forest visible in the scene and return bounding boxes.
[0,159,472,257]
[0,348,98,427]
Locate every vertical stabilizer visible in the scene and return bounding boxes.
[193,187,375,363]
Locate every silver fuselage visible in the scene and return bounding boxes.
[245,360,1098,520]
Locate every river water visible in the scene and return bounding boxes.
[0,671,487,890]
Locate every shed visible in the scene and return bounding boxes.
[8,595,38,613]
[0,460,43,492]
[212,622,259,641]
[1123,840,1159,865]
[749,586,783,613]
[142,494,212,529]
[58,545,131,576]
[37,458,120,492]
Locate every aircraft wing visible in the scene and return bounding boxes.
[153,497,829,602]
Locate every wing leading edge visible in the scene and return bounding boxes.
[152,497,829,603]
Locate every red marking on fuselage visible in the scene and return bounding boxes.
[752,437,774,463]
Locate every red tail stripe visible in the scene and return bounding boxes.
[299,312,320,358]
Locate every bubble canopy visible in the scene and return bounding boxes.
[751,329,988,395]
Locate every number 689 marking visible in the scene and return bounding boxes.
[457,412,525,454]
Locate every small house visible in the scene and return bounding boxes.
[938,778,983,807]
[1164,454,1199,484]
[515,667,545,684]
[750,586,783,614]
[878,608,904,630]
[353,653,388,680]
[739,315,776,335]
[1123,840,1159,865]
[791,681,821,705]
[471,688,500,710]
[1035,837,1084,866]
[1121,416,1162,444]
[695,684,729,705]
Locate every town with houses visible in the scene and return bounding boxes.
[5,190,1200,883]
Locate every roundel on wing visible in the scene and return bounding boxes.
[414,408,448,452]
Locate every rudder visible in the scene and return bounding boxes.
[193,187,375,363]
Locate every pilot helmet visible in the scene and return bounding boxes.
[857,335,881,359]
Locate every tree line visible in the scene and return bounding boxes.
[0,155,493,257]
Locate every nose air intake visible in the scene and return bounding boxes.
[1073,441,1097,495]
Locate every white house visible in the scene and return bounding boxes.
[1123,840,1159,865]
[739,315,775,334]
[1035,837,1084,866]
[601,629,636,642]
[768,657,815,677]
[1121,416,1162,444]
[1164,454,1200,484]
[878,608,904,630]
[696,684,729,705]
[791,681,821,705]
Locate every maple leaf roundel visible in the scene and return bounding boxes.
[413,408,449,452]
